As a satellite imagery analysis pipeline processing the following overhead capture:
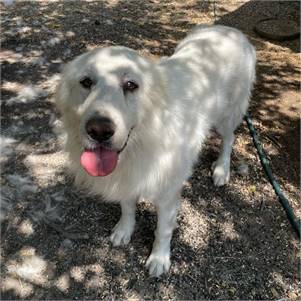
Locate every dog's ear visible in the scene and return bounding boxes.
[54,64,71,114]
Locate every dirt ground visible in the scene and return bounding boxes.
[1,0,300,300]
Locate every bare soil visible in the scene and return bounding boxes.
[1,1,300,300]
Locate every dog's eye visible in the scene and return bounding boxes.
[123,80,138,93]
[80,77,94,89]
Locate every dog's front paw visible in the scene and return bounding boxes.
[212,161,230,186]
[145,252,171,277]
[110,220,134,246]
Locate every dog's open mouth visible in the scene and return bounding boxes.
[80,147,118,177]
[80,127,134,177]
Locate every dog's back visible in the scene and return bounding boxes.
[160,24,256,132]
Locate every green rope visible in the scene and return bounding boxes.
[244,113,300,237]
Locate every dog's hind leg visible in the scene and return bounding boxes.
[146,194,180,277]
[110,199,136,246]
[212,80,250,186]
[212,95,248,186]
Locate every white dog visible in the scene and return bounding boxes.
[56,25,256,277]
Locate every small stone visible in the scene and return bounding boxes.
[48,37,61,47]
[63,48,71,57]
[61,239,73,249]
[271,288,278,298]
[288,292,298,300]
[94,20,100,25]
[249,185,256,193]
[105,19,114,25]
[32,20,40,26]
[32,56,46,66]
[41,25,50,33]
[18,26,31,34]
[237,161,249,176]
[66,31,75,38]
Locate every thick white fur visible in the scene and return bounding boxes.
[56,25,256,277]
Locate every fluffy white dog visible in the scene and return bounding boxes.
[56,25,256,277]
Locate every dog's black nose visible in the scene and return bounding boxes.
[86,116,116,143]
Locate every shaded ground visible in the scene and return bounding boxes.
[1,0,300,299]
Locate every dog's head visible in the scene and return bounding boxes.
[56,46,163,176]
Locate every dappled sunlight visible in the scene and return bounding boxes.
[0,50,23,64]
[24,152,67,186]
[54,273,70,293]
[5,247,50,286]
[70,263,107,289]
[219,220,240,241]
[70,265,86,282]
[41,74,61,93]
[2,81,28,95]
[2,247,54,298]
[4,84,49,105]
[1,277,34,299]
[102,0,120,8]
[17,219,34,237]
[1,0,300,299]
[180,199,210,249]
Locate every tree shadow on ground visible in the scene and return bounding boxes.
[1,151,299,299]
[215,0,300,53]
[1,0,300,299]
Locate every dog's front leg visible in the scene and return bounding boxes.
[146,196,180,277]
[110,199,136,246]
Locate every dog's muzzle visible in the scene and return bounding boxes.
[80,126,134,177]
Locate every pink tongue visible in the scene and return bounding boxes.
[80,147,118,177]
